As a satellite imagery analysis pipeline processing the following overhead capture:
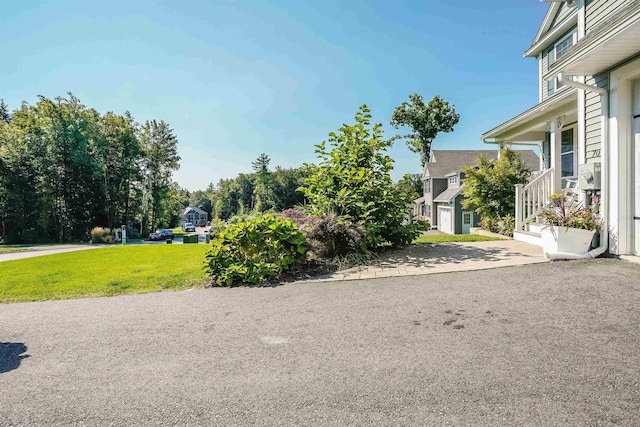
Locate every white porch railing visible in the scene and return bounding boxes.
[515,168,554,233]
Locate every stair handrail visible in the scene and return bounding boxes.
[515,168,554,232]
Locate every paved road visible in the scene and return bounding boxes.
[2,258,639,426]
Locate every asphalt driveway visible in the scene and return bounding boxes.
[2,259,639,425]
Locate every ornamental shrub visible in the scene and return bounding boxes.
[299,214,367,260]
[299,105,423,248]
[90,227,114,244]
[461,148,531,219]
[204,215,307,287]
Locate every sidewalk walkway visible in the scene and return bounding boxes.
[0,245,99,262]
[306,240,545,282]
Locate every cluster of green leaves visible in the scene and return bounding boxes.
[300,105,426,248]
[390,94,460,166]
[204,215,307,286]
[461,148,531,222]
[0,94,180,244]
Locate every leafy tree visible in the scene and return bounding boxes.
[156,182,188,228]
[300,105,423,247]
[461,148,531,220]
[0,99,11,124]
[251,153,270,174]
[269,167,309,211]
[251,153,272,212]
[139,120,180,234]
[24,95,102,241]
[189,190,212,218]
[390,94,460,166]
[96,112,142,229]
[396,173,423,199]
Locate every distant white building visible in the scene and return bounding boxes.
[181,206,208,227]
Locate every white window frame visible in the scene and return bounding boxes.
[424,179,431,194]
[560,125,577,181]
[547,29,577,96]
[462,212,472,225]
[448,176,458,185]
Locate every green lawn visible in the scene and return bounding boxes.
[0,244,211,303]
[412,234,505,244]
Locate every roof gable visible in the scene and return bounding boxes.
[422,150,498,179]
[183,206,207,216]
[422,149,540,180]
[531,3,562,47]
[526,2,579,57]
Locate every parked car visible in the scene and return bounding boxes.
[149,229,175,241]
[182,222,196,232]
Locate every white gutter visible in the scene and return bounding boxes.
[545,71,609,260]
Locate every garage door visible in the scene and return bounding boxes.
[438,206,453,235]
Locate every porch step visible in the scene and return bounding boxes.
[527,223,545,234]
[513,230,542,247]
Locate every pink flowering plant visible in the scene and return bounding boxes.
[538,193,602,231]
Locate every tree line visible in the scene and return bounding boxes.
[0,94,180,243]
[0,91,459,244]
[184,154,310,222]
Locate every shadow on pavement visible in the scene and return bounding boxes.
[0,342,29,374]
[376,243,537,269]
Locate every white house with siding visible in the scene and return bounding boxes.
[181,206,208,227]
[482,0,640,258]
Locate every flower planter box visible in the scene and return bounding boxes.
[541,226,596,255]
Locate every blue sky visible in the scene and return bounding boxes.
[1,0,548,191]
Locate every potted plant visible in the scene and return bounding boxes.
[538,193,601,255]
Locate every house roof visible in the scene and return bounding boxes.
[480,88,577,142]
[433,186,463,203]
[414,196,426,204]
[525,2,579,58]
[519,150,542,172]
[424,150,498,179]
[183,206,207,216]
[424,150,541,180]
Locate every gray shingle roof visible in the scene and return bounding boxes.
[183,206,207,216]
[433,187,463,203]
[424,150,540,179]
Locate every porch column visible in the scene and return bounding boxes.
[549,118,562,193]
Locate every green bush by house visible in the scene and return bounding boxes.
[204,215,307,287]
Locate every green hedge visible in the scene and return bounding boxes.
[183,234,199,244]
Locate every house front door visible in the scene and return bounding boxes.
[462,211,473,234]
[633,80,640,255]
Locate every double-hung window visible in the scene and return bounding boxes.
[560,127,577,187]
[546,29,577,96]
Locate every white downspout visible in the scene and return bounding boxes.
[544,72,609,260]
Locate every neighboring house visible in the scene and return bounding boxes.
[181,206,208,227]
[414,150,540,234]
[481,0,640,257]
[433,170,478,235]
